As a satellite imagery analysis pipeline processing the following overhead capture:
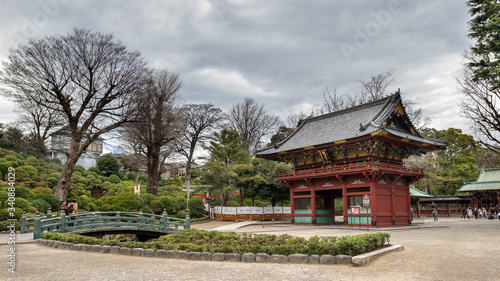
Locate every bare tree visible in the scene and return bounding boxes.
[127,69,184,195]
[228,98,280,152]
[0,28,149,200]
[358,69,395,102]
[459,52,500,155]
[312,87,347,116]
[176,103,224,186]
[16,98,65,159]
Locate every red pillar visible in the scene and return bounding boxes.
[311,188,316,224]
[390,180,395,226]
[330,191,335,224]
[342,182,348,225]
[370,180,376,226]
[290,186,295,223]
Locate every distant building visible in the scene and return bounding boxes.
[46,127,104,170]
[458,168,500,210]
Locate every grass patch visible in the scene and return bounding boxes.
[41,229,390,256]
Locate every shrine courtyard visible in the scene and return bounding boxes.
[2,218,499,281]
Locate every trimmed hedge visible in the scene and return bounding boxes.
[41,229,390,257]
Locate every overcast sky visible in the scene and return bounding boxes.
[0,0,473,135]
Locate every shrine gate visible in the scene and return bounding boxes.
[256,92,446,226]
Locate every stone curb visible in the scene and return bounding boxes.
[352,245,404,267]
[36,240,402,266]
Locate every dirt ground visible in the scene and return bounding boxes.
[2,218,499,281]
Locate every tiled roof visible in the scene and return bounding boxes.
[458,169,500,192]
[410,186,432,198]
[256,92,447,155]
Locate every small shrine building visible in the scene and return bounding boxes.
[255,92,447,226]
[458,168,500,212]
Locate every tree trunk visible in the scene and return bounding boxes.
[146,146,161,196]
[239,186,244,206]
[54,139,81,201]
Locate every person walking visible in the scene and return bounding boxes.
[461,209,466,219]
[474,207,478,219]
[467,207,472,219]
[432,208,438,222]
[410,207,414,221]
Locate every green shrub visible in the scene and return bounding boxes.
[39,230,390,257]
[141,204,153,214]
[87,203,99,212]
[3,197,32,212]
[32,193,60,212]
[175,196,187,212]
[74,165,85,174]
[0,207,23,220]
[114,192,142,211]
[23,165,39,177]
[11,186,34,200]
[0,221,20,231]
[100,204,116,211]
[157,196,174,214]
[108,174,121,184]
[126,172,136,181]
[188,196,205,218]
[88,167,101,175]
[30,198,51,214]
[0,161,14,178]
[176,210,187,219]
[150,200,164,214]
[141,193,155,205]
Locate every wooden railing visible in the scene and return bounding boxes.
[20,210,190,239]
[278,161,423,179]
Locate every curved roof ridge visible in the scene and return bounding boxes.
[261,93,397,153]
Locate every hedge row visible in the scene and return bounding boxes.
[41,229,390,256]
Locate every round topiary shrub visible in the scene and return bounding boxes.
[108,174,121,184]
[30,198,51,214]
[126,172,136,181]
[12,186,34,200]
[175,196,187,212]
[150,200,164,214]
[157,196,174,214]
[176,210,187,219]
[141,193,155,205]
[32,193,60,212]
[3,197,32,212]
[188,196,205,218]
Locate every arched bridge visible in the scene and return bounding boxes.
[21,211,190,241]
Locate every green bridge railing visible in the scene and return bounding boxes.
[21,210,190,239]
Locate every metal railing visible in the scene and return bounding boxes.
[21,209,190,239]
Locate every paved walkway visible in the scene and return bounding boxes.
[1,218,499,280]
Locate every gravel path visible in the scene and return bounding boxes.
[1,219,499,281]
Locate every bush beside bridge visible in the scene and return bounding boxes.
[41,229,390,257]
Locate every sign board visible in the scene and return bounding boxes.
[351,206,360,215]
[363,194,370,208]
[211,204,214,208]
